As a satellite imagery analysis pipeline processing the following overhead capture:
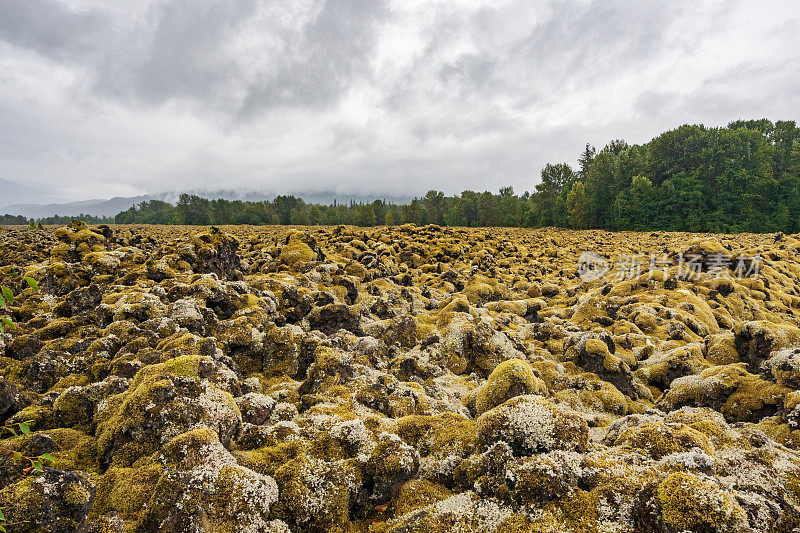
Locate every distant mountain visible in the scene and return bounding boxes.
[1,189,416,219]
[0,178,54,206]
[1,196,153,219]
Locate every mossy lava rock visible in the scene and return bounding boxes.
[0,224,798,532]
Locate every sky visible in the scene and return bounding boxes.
[1,0,799,203]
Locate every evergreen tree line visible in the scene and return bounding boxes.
[39,214,114,225]
[5,119,799,232]
[0,214,29,225]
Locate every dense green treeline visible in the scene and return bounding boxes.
[5,119,799,232]
[0,214,29,225]
[578,119,800,233]
[40,214,114,225]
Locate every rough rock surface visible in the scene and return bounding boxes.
[1,223,800,531]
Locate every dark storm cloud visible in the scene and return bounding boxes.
[0,0,106,59]
[236,0,389,115]
[381,1,713,143]
[96,0,260,104]
[0,0,388,113]
[73,0,388,116]
[0,0,798,202]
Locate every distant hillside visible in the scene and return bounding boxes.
[1,190,414,219]
[1,196,152,219]
[0,178,54,207]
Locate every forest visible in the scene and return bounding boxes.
[7,119,800,233]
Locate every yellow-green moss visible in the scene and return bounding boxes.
[233,440,309,476]
[161,427,220,470]
[53,388,94,430]
[45,428,99,473]
[273,454,358,531]
[705,332,740,365]
[583,337,633,373]
[614,422,713,459]
[475,395,589,454]
[662,363,790,422]
[785,472,800,504]
[92,460,164,524]
[390,480,451,516]
[280,242,317,266]
[63,482,92,506]
[546,490,599,533]
[473,359,545,414]
[656,472,744,530]
[154,333,215,358]
[394,413,476,457]
[130,354,202,388]
[7,404,57,430]
[51,373,92,392]
[208,463,276,532]
[553,373,629,417]
[0,476,51,528]
[96,356,237,468]
[35,317,75,340]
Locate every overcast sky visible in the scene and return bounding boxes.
[1,0,799,203]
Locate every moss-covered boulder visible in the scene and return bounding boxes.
[51,221,108,263]
[388,479,451,518]
[273,453,362,532]
[305,303,364,336]
[182,227,245,280]
[393,413,475,452]
[379,491,513,533]
[735,320,800,372]
[568,333,638,399]
[660,363,789,422]
[366,432,420,504]
[476,395,589,455]
[612,421,714,459]
[472,358,546,414]
[764,347,800,388]
[235,392,276,425]
[95,355,241,468]
[0,468,95,533]
[134,428,278,532]
[279,241,317,268]
[634,343,708,391]
[656,472,746,531]
[439,317,525,375]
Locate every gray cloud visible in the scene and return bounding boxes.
[236,0,389,115]
[98,0,259,104]
[635,55,800,127]
[0,0,798,203]
[0,0,106,59]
